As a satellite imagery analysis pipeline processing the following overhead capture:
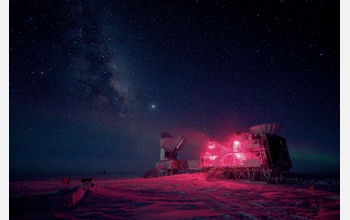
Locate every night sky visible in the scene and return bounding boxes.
[9,0,340,176]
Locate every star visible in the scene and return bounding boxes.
[9,0,340,176]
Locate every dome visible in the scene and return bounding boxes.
[248,123,283,135]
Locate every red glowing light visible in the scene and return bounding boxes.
[208,155,218,160]
[233,140,241,146]
[208,142,216,150]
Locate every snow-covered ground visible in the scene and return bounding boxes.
[9,173,340,219]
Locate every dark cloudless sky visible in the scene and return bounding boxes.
[9,0,340,175]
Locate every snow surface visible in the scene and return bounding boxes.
[10,173,340,219]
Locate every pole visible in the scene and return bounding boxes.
[314,189,319,208]
[308,185,319,208]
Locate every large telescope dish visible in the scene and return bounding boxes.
[248,123,283,135]
[159,132,187,153]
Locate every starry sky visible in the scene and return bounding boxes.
[10,0,340,176]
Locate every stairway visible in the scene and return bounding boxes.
[143,166,162,178]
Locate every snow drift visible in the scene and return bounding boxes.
[9,173,340,219]
[10,183,99,218]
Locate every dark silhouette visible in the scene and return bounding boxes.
[62,175,70,185]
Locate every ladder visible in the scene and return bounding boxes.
[143,166,162,178]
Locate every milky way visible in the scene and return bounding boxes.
[10,0,340,175]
